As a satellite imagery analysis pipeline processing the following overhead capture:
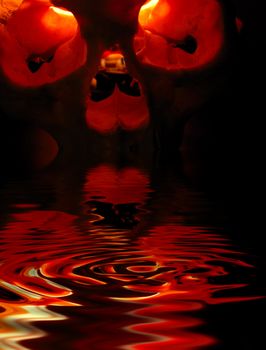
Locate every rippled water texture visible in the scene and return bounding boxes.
[0,163,264,350]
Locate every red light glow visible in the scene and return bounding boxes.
[86,86,149,133]
[136,0,225,70]
[0,2,87,86]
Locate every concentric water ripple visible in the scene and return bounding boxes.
[0,210,261,349]
[0,164,264,350]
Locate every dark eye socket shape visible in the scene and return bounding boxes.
[168,35,198,54]
[27,54,54,73]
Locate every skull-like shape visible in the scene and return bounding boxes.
[0,0,238,167]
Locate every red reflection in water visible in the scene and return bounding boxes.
[84,164,151,204]
[0,211,80,348]
[0,211,79,304]
[0,166,262,350]
[116,224,259,349]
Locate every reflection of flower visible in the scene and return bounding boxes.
[83,165,151,227]
[0,163,262,350]
[84,165,151,205]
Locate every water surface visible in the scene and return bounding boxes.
[0,160,264,350]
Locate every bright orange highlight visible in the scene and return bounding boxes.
[138,0,160,26]
[7,5,78,55]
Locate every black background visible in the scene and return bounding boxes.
[184,1,266,348]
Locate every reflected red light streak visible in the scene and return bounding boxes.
[0,303,68,349]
